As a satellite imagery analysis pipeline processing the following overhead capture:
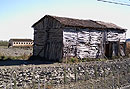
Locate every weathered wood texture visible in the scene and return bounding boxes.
[63,28,126,59]
[107,30,126,42]
[32,15,127,61]
[43,29,63,61]
[33,16,63,61]
[63,28,103,58]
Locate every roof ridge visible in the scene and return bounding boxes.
[32,15,126,31]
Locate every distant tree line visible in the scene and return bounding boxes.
[0,40,9,46]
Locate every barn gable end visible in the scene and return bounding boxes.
[32,15,63,61]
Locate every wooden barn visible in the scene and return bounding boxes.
[32,15,127,61]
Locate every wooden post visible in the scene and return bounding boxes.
[124,42,126,56]
[75,29,78,57]
[109,42,113,58]
[118,39,121,57]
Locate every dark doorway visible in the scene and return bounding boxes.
[105,42,113,58]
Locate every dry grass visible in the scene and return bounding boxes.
[61,57,107,64]
[0,54,32,60]
[0,46,32,60]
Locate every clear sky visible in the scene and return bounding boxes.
[0,0,130,40]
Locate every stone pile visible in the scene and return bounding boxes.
[0,59,130,88]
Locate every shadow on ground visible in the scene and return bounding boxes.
[0,57,55,66]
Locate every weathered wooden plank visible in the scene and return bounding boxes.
[63,28,103,59]
[107,30,126,42]
[33,16,126,60]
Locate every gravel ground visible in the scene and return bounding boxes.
[0,46,33,56]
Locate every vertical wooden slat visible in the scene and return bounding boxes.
[118,39,121,57]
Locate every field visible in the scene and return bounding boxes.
[0,46,33,60]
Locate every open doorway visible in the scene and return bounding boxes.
[105,42,113,58]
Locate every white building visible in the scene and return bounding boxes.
[9,39,33,47]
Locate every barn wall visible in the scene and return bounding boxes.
[63,28,126,59]
[33,16,63,61]
[44,28,63,61]
[63,28,77,57]
[33,22,46,57]
[106,30,126,57]
[63,28,103,59]
[107,30,126,42]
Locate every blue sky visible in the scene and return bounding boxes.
[0,0,130,40]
